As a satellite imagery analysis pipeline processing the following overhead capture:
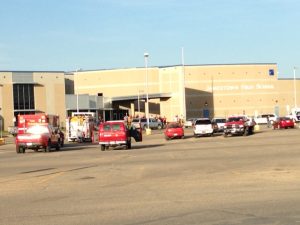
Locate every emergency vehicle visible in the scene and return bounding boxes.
[65,112,96,142]
[15,123,61,153]
[16,114,64,151]
[17,114,60,134]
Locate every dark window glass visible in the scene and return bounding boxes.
[13,84,35,110]
[112,124,121,130]
[195,119,211,125]
[103,124,111,131]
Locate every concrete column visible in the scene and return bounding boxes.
[130,103,135,116]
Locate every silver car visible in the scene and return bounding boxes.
[184,118,198,128]
[132,118,163,130]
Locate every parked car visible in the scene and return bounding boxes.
[272,117,295,129]
[211,118,226,133]
[223,115,255,137]
[164,122,184,140]
[254,114,277,124]
[193,118,214,137]
[184,118,198,128]
[132,118,163,130]
[8,126,18,136]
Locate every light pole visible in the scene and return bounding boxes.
[293,66,298,108]
[137,90,144,116]
[144,52,150,129]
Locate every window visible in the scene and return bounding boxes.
[13,84,35,110]
[103,124,111,131]
[112,124,121,130]
[195,119,211,125]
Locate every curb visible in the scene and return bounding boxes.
[0,138,5,145]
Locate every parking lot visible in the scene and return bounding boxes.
[1,126,300,225]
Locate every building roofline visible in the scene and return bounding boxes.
[0,70,65,73]
[1,63,278,74]
[72,63,277,73]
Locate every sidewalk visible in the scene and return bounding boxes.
[0,136,15,147]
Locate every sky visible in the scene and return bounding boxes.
[0,0,300,77]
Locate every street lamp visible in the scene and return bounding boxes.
[144,52,150,129]
[137,90,144,116]
[293,66,298,108]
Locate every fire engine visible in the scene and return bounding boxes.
[17,114,64,147]
[17,114,60,134]
[65,112,96,142]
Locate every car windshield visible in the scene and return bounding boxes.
[227,117,244,122]
[280,117,290,120]
[195,120,211,125]
[26,125,49,134]
[215,119,226,123]
[168,123,181,128]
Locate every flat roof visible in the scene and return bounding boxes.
[0,70,65,73]
[111,93,172,101]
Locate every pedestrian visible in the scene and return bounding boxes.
[77,129,83,143]
[267,115,270,128]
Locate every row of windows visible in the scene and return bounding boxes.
[13,84,35,110]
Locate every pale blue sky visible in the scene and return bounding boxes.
[0,0,299,77]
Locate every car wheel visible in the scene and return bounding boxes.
[101,145,105,151]
[165,136,170,141]
[181,135,184,139]
[223,133,228,138]
[46,141,51,152]
[157,124,162,130]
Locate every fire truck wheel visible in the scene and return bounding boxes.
[34,148,39,152]
[16,146,21,154]
[101,145,105,151]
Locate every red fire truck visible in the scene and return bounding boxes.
[17,114,60,134]
[16,114,64,150]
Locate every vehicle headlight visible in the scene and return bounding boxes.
[239,125,244,128]
[224,126,227,128]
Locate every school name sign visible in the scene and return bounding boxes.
[205,84,274,92]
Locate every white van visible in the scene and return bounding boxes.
[254,114,277,124]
